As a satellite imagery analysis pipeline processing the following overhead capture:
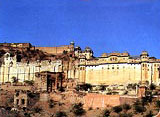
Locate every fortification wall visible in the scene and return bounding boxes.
[35,45,73,54]
[83,94,120,109]
[83,63,142,85]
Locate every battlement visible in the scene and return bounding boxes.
[0,43,32,48]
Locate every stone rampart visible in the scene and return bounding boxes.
[35,45,73,54]
[83,93,120,109]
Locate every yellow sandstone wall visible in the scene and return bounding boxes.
[35,45,74,54]
[84,63,142,85]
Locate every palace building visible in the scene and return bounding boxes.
[0,42,160,86]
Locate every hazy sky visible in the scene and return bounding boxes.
[0,0,160,57]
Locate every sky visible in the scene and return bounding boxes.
[0,0,160,58]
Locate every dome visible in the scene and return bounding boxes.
[141,51,149,56]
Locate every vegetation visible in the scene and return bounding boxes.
[76,83,92,91]
[32,106,43,113]
[55,111,67,117]
[155,100,160,109]
[119,112,133,117]
[134,105,146,113]
[122,103,131,111]
[150,83,156,90]
[145,111,154,117]
[112,105,122,113]
[72,102,86,116]
[48,99,55,108]
[11,76,18,83]
[24,80,34,86]
[103,109,110,117]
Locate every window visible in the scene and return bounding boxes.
[21,99,25,105]
[143,64,145,67]
[16,99,19,105]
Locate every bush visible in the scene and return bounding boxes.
[134,105,146,113]
[48,99,55,108]
[56,111,67,117]
[150,83,156,90]
[133,99,141,106]
[141,97,148,106]
[88,107,93,111]
[122,104,131,111]
[32,106,42,113]
[79,83,92,91]
[103,109,110,117]
[145,110,153,117]
[11,76,18,83]
[156,100,160,108]
[72,103,86,116]
[113,105,122,113]
[24,80,34,86]
[24,112,31,117]
[119,112,133,117]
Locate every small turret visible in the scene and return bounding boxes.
[70,41,74,46]
[140,51,149,62]
[70,41,75,51]
[84,47,93,59]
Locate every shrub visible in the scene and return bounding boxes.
[72,103,86,116]
[134,105,146,113]
[133,99,141,106]
[122,104,131,111]
[145,111,153,117]
[48,99,55,108]
[113,105,122,113]
[56,111,67,117]
[119,112,133,117]
[141,97,148,106]
[79,83,92,91]
[24,80,34,86]
[11,76,18,83]
[32,106,42,113]
[150,83,156,90]
[156,100,160,108]
[88,107,93,111]
[103,109,110,117]
[24,112,31,117]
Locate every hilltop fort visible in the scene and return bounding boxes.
[0,42,160,86]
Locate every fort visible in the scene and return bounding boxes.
[0,42,160,86]
[1,42,160,116]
